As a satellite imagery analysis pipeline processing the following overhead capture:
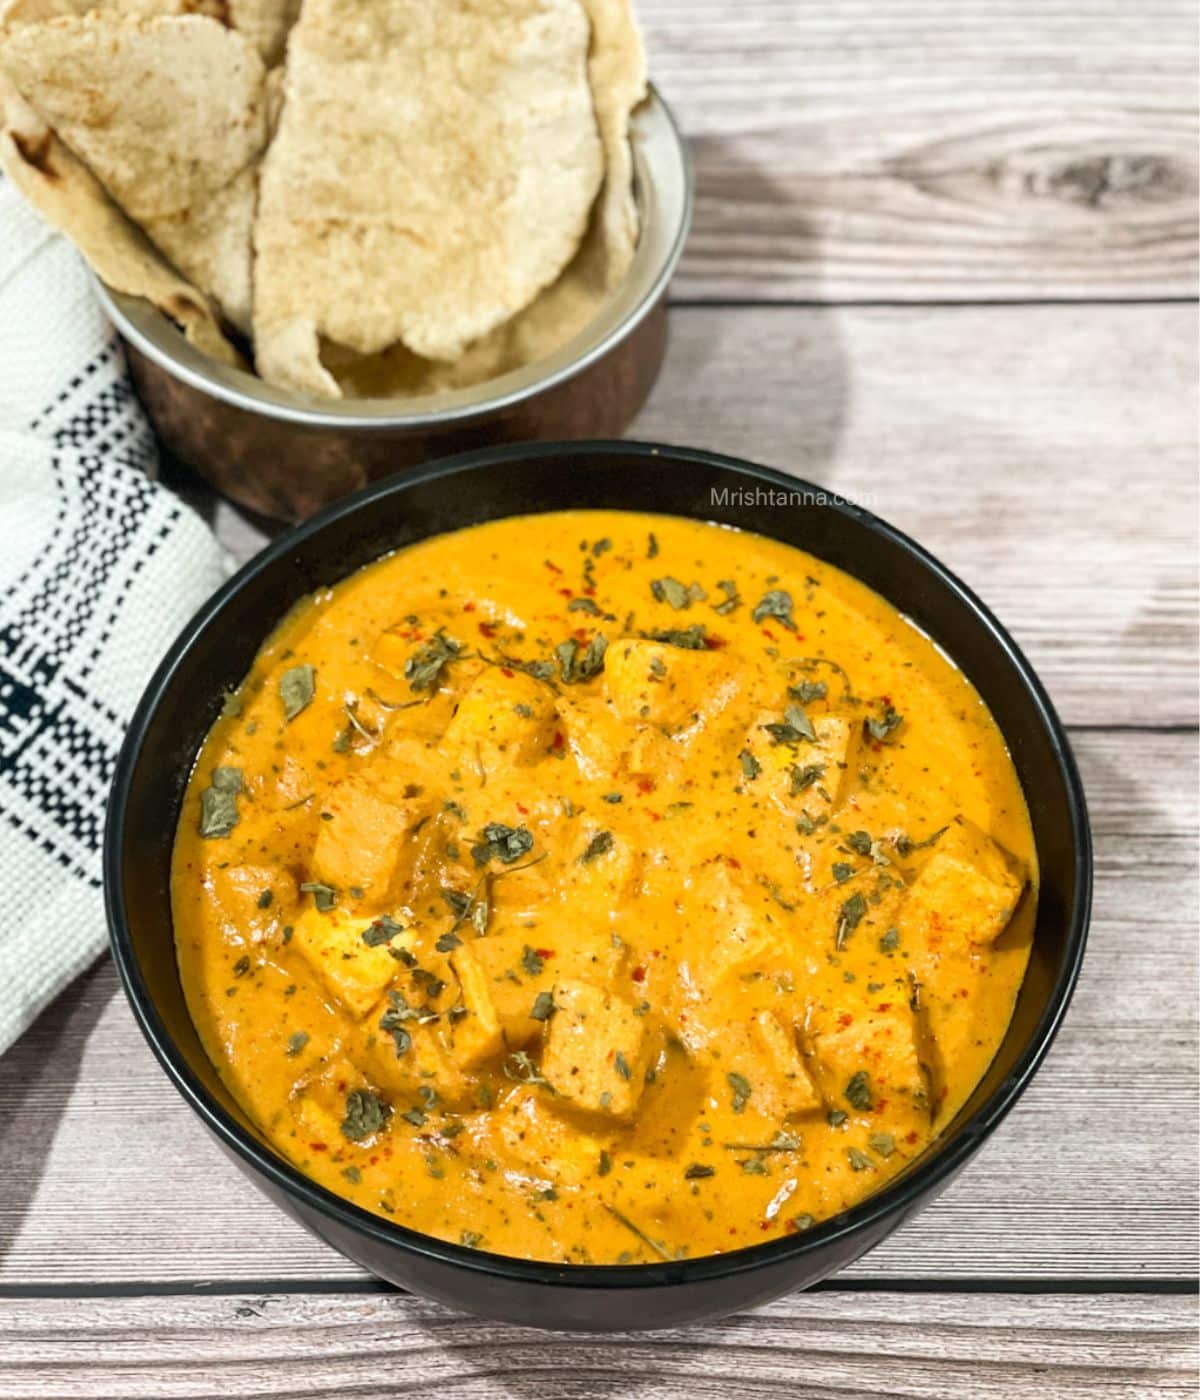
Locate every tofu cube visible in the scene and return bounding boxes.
[470,928,628,1048]
[900,816,1025,948]
[909,955,981,1118]
[361,1013,473,1109]
[293,1056,371,1142]
[291,908,411,1019]
[204,862,297,938]
[564,826,643,906]
[604,639,740,737]
[493,1089,610,1185]
[264,754,312,811]
[749,1010,823,1116]
[541,980,649,1120]
[555,696,623,781]
[688,862,784,989]
[442,667,557,767]
[812,1002,928,1128]
[310,778,428,907]
[745,711,860,816]
[446,943,505,1069]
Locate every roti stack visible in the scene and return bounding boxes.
[0,0,649,399]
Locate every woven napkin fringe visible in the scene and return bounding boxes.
[0,175,228,1053]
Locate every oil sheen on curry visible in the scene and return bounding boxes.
[173,511,1036,1264]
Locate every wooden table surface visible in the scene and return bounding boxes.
[2,3,1197,1395]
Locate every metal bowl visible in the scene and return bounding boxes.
[93,89,692,522]
[106,442,1092,1332]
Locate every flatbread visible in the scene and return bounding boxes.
[0,12,268,330]
[223,0,300,64]
[326,214,612,398]
[579,0,647,287]
[253,0,604,398]
[324,0,646,400]
[0,74,239,365]
[0,0,299,64]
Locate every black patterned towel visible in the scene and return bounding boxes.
[0,173,228,1053]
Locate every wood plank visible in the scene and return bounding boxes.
[206,302,1199,728]
[637,0,1199,300]
[634,303,1199,727]
[0,730,1193,1286]
[1,1291,1196,1398]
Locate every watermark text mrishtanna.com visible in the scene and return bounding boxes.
[709,484,882,512]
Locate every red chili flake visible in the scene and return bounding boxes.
[876,1002,892,1012]
[535,948,555,961]
[573,627,590,641]
[874,1098,889,1112]
[478,622,497,639]
[725,855,742,869]
[838,1012,854,1028]
[636,777,655,794]
[647,810,661,822]
[516,803,529,814]
[558,587,573,599]
[583,586,596,597]
[905,1131,920,1145]
[703,634,727,649]
[761,629,775,641]
[310,1142,328,1152]
[551,730,565,750]
[760,1220,770,1230]
[501,667,514,678]
[631,965,646,983]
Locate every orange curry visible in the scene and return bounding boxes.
[172,510,1036,1263]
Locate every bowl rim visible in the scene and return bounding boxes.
[105,440,1093,1292]
[92,87,693,430]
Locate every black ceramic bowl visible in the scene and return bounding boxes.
[105,442,1091,1331]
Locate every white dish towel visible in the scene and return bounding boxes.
[0,174,229,1054]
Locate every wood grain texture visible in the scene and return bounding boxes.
[2,0,1196,1385]
[638,0,1199,299]
[1,1291,1196,1398]
[1,730,1193,1287]
[634,303,1199,727]
[207,302,1200,727]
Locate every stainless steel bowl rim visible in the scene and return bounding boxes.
[92,87,692,431]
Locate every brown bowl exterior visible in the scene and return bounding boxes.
[96,88,691,523]
[125,301,668,522]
